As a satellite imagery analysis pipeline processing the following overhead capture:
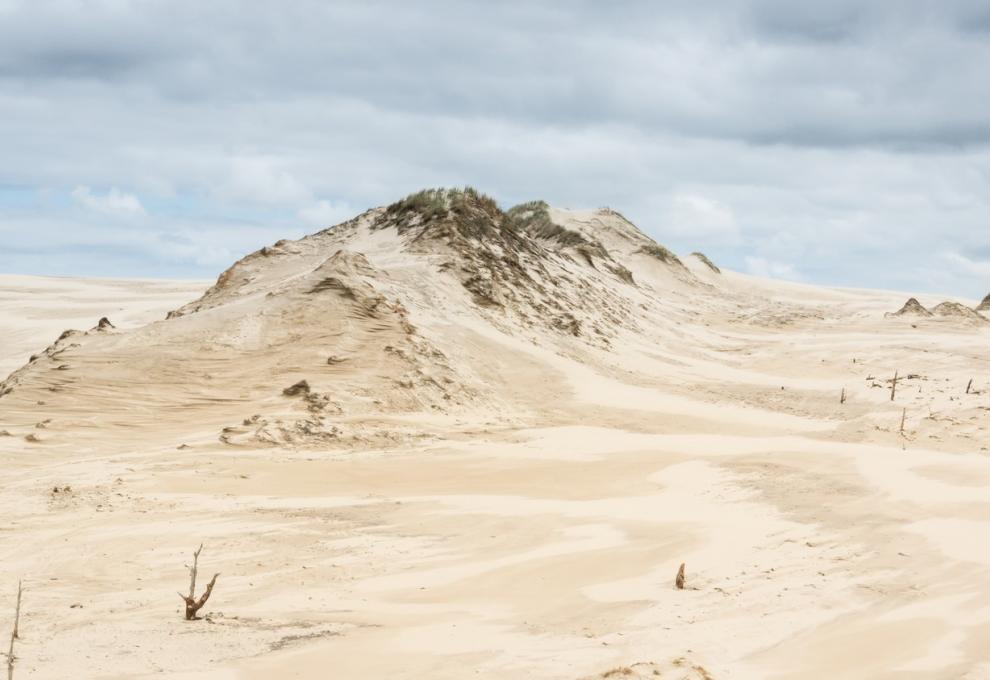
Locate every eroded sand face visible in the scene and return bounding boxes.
[2,212,990,679]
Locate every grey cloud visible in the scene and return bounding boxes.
[3,1,989,148]
[0,0,988,297]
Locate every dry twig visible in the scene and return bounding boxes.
[177,544,219,620]
[6,581,22,680]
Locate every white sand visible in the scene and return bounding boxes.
[1,206,989,679]
[0,274,209,376]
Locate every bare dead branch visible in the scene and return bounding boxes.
[6,581,21,680]
[194,573,219,612]
[11,582,20,641]
[178,544,219,620]
[188,543,202,600]
[890,370,898,401]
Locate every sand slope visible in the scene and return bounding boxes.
[0,275,209,376]
[2,192,989,679]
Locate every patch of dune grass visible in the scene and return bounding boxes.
[386,186,499,223]
[690,251,720,273]
[637,243,682,266]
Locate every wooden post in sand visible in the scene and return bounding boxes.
[177,544,219,621]
[900,408,907,435]
[675,563,686,590]
[890,371,899,401]
[7,581,21,680]
[966,379,973,394]
[840,387,846,404]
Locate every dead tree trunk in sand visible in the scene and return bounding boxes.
[177,544,219,621]
[675,563,686,590]
[890,371,899,401]
[967,379,973,394]
[6,581,21,680]
[11,582,20,644]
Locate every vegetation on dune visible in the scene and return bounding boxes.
[383,191,639,293]
[505,200,609,259]
[503,200,551,231]
[385,188,449,221]
[637,243,682,266]
[386,187,499,223]
[383,187,504,240]
[597,206,637,227]
[690,251,720,273]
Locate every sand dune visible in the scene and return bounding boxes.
[2,189,989,679]
[0,275,209,377]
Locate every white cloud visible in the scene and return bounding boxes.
[217,156,311,205]
[745,255,802,281]
[941,251,990,277]
[297,199,355,227]
[664,192,740,241]
[71,185,146,218]
[1,2,989,297]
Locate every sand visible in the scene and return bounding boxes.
[2,202,990,679]
[0,275,209,377]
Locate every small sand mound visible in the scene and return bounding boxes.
[931,301,987,322]
[886,298,932,318]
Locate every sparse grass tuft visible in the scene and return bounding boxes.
[598,206,636,226]
[691,251,720,273]
[385,187,502,236]
[506,200,609,259]
[637,243,682,266]
[385,188,449,221]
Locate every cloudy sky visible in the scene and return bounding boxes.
[1,0,989,297]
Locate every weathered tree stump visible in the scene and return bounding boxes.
[177,544,219,621]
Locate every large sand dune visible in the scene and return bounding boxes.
[2,189,989,679]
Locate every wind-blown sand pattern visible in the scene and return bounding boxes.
[2,190,989,679]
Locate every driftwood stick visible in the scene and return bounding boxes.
[966,379,973,394]
[840,387,846,404]
[7,581,21,680]
[675,563,686,590]
[900,407,907,434]
[177,544,219,620]
[890,371,898,402]
[11,582,20,641]
[188,543,202,601]
[193,573,219,613]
